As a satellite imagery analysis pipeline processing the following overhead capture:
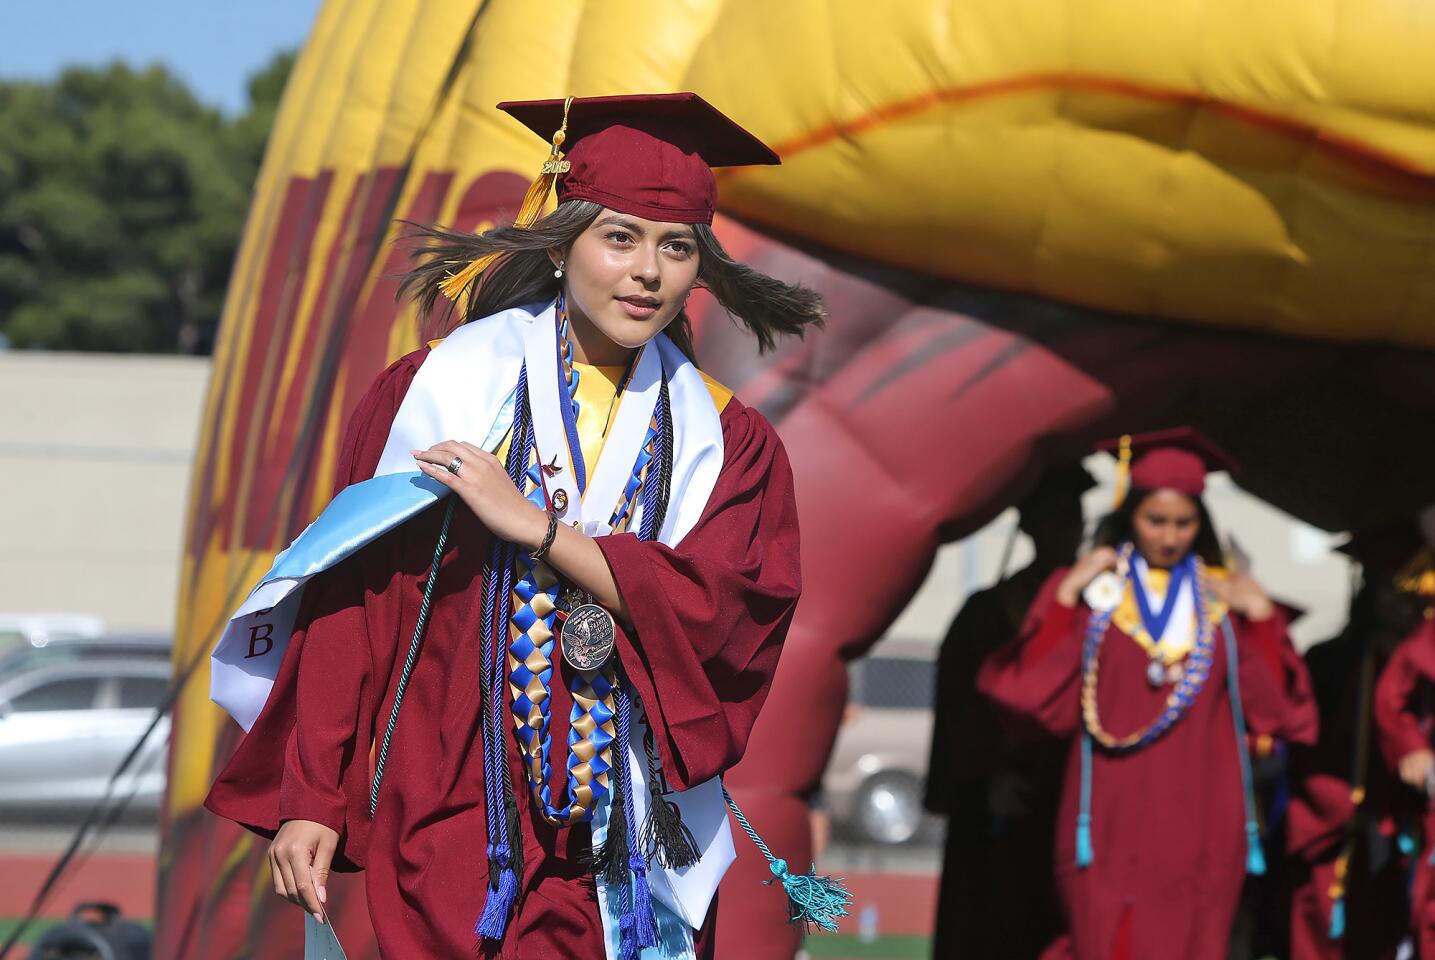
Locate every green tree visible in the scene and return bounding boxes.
[0,53,293,353]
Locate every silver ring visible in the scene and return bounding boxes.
[446,456,463,475]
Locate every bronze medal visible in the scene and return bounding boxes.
[561,603,616,671]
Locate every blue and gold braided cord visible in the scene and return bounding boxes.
[505,343,660,827]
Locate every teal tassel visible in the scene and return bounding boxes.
[722,784,851,934]
[1399,831,1417,857]
[1075,814,1094,868]
[1244,822,1267,876]
[1328,897,1346,940]
[765,858,853,933]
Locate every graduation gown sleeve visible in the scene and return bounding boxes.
[204,349,429,869]
[1227,608,1318,744]
[976,570,1084,739]
[596,395,801,791]
[1375,619,1435,769]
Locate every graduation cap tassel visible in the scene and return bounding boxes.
[722,785,852,933]
[440,97,575,302]
[1111,434,1133,508]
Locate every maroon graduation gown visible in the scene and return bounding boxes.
[1373,619,1435,959]
[977,570,1317,960]
[205,346,802,958]
[1286,632,1413,960]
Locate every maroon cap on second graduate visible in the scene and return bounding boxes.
[1096,427,1241,497]
[497,92,779,224]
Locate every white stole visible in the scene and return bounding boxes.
[209,301,732,955]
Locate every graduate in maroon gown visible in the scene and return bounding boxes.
[1372,548,1435,958]
[978,429,1318,960]
[1287,525,1427,960]
[205,93,829,959]
[926,463,1093,958]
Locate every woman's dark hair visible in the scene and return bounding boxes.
[1091,487,1225,567]
[396,199,825,357]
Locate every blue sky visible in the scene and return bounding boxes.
[2,1,323,113]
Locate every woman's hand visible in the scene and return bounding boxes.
[412,441,549,548]
[269,819,339,922]
[1399,749,1435,793]
[1210,572,1276,622]
[1055,546,1120,608]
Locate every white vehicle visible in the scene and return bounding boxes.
[0,641,172,813]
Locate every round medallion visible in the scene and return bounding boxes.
[1084,572,1123,612]
[552,489,569,512]
[1146,658,1168,688]
[561,603,616,671]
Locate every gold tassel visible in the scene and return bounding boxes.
[1112,434,1133,508]
[439,97,576,301]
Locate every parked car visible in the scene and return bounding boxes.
[0,657,172,813]
[823,641,936,845]
[0,631,169,681]
[0,613,104,659]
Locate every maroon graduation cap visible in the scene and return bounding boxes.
[499,92,779,224]
[441,92,779,299]
[1097,427,1241,501]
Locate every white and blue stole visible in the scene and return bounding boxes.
[210,300,734,959]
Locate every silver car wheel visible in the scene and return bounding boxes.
[856,773,922,845]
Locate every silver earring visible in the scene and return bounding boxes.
[554,259,565,279]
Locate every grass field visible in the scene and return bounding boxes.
[803,933,930,958]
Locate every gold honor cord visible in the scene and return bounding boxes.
[1081,553,1217,751]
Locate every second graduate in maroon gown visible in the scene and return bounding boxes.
[1373,549,1435,959]
[1286,525,1426,960]
[979,429,1317,960]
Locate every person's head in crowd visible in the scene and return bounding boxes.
[1092,428,1235,570]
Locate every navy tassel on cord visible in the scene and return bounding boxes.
[722,785,852,932]
[612,681,660,954]
[474,372,534,942]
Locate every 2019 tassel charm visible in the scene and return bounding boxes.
[439,97,575,301]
